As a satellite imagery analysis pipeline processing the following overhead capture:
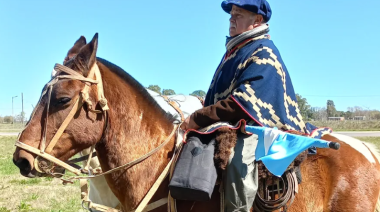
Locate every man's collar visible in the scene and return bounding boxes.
[225,24,270,51]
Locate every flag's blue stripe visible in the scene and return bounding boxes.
[245,126,330,177]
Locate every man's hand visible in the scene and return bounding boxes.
[180,116,200,131]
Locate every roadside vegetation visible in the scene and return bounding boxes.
[310,120,380,131]
[0,124,24,133]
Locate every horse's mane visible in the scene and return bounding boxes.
[97,57,175,123]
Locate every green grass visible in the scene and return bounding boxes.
[44,177,54,182]
[48,198,82,212]
[309,120,380,131]
[0,158,19,175]
[355,136,380,149]
[0,136,84,211]
[0,207,11,212]
[30,194,39,201]
[0,124,24,133]
[17,201,31,211]
[10,178,42,185]
[0,136,19,175]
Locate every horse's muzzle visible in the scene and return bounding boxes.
[13,156,35,177]
[13,148,67,178]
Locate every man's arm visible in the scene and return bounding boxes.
[181,96,250,130]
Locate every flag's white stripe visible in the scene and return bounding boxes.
[263,128,282,156]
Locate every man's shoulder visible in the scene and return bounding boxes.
[243,38,282,57]
[247,37,277,51]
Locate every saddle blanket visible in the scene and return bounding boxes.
[146,89,203,123]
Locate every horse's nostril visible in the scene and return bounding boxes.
[14,157,32,175]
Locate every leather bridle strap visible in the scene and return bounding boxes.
[42,63,100,155]
[67,152,97,164]
[66,124,178,181]
[15,141,82,175]
[161,95,185,122]
[15,63,106,175]
[46,97,83,153]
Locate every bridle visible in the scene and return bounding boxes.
[15,62,177,179]
[15,62,108,176]
[15,62,180,212]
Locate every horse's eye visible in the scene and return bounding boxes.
[57,97,71,105]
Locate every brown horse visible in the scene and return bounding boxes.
[13,34,380,212]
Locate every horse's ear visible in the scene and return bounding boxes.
[75,33,98,77]
[64,36,87,64]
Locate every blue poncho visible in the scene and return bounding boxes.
[204,35,330,137]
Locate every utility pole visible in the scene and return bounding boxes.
[22,93,24,125]
[12,96,18,125]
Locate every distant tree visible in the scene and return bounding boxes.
[296,94,311,120]
[162,89,176,95]
[316,107,328,121]
[336,111,345,117]
[326,100,337,117]
[345,111,354,119]
[190,90,206,98]
[21,111,26,123]
[373,110,380,120]
[15,112,26,123]
[147,85,161,94]
[3,116,12,123]
[306,109,315,121]
[0,116,3,123]
[347,107,354,113]
[353,106,364,116]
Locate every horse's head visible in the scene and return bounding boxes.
[13,33,107,177]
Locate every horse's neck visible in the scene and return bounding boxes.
[95,62,175,209]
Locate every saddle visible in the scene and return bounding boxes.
[253,155,304,212]
[170,127,306,211]
[214,127,305,212]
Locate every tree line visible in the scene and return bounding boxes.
[147,85,380,122]
[0,85,205,124]
[0,112,25,124]
[296,94,380,121]
[2,88,378,123]
[147,85,206,97]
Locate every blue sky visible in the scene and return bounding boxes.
[1,0,379,118]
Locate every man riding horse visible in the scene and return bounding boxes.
[12,0,380,210]
[181,0,309,211]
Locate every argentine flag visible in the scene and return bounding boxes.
[245,126,331,177]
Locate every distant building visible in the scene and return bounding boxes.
[354,116,366,121]
[328,117,345,121]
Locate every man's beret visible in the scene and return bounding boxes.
[221,0,272,22]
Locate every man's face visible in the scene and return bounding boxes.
[229,5,256,37]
